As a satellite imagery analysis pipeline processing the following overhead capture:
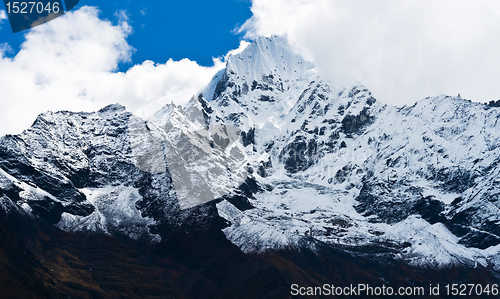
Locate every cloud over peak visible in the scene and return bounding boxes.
[239,0,500,106]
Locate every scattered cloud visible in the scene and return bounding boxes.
[0,6,225,136]
[238,0,500,106]
[0,9,7,30]
[140,7,147,16]
[0,43,12,56]
[224,40,251,60]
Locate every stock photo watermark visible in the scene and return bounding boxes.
[291,283,500,297]
[2,0,79,32]
[127,102,248,210]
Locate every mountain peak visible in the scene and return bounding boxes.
[202,35,315,103]
[98,103,126,114]
[225,35,314,84]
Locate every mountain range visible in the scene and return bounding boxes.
[0,35,499,298]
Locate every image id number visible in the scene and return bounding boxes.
[5,2,60,14]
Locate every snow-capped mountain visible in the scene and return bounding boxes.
[204,36,500,268]
[1,35,500,275]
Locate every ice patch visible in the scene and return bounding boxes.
[56,185,160,242]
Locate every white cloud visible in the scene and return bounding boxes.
[238,0,500,106]
[0,9,7,30]
[224,40,251,60]
[0,43,12,56]
[0,6,225,136]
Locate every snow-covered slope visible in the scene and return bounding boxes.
[202,36,500,268]
[0,104,222,241]
[1,35,499,270]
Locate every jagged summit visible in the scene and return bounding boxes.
[225,36,314,85]
[197,36,322,135]
[203,36,314,102]
[98,103,127,113]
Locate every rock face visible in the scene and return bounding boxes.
[1,35,500,277]
[0,103,223,243]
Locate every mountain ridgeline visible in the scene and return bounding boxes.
[0,36,499,298]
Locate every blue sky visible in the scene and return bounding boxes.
[0,0,252,68]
